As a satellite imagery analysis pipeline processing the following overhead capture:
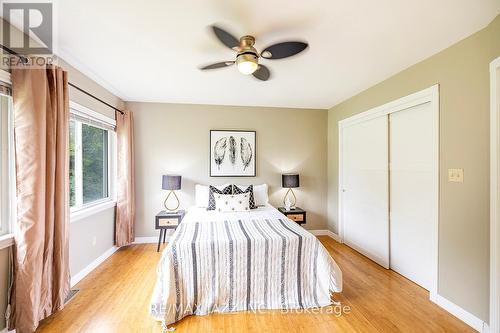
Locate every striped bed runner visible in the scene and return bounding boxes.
[150,218,342,325]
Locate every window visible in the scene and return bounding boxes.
[69,120,109,207]
[0,91,13,236]
[70,102,115,213]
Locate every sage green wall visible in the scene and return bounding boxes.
[128,102,328,237]
[327,15,500,322]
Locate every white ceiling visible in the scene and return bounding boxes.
[54,0,499,109]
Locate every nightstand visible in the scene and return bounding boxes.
[155,210,185,252]
[278,207,306,225]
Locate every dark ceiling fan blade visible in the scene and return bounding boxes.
[261,41,308,59]
[199,61,235,70]
[252,65,271,81]
[211,25,240,50]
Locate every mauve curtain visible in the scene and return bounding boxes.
[9,65,70,333]
[115,110,135,246]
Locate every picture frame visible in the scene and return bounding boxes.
[210,130,256,177]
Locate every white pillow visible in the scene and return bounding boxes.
[195,184,230,207]
[214,193,250,212]
[234,184,268,206]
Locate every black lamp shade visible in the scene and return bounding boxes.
[162,175,181,190]
[282,174,299,188]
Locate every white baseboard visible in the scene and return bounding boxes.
[0,327,14,333]
[133,236,163,244]
[70,246,118,287]
[430,293,486,332]
[0,328,15,333]
[134,231,175,244]
[309,229,342,243]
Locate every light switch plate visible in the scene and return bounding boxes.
[448,168,464,183]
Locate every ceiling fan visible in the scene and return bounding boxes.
[199,25,309,81]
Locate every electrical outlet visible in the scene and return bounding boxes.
[92,236,97,246]
[448,168,464,183]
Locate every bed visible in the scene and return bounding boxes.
[150,204,343,326]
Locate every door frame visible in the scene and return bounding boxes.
[338,84,439,297]
[490,56,500,333]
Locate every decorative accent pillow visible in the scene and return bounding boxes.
[207,185,233,210]
[234,184,268,207]
[252,184,269,206]
[214,193,250,212]
[196,184,230,207]
[232,185,256,209]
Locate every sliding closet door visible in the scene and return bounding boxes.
[342,116,389,268]
[389,102,435,290]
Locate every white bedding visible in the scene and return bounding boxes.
[150,205,343,326]
[183,204,285,223]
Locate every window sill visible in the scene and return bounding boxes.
[71,200,116,223]
[0,233,14,250]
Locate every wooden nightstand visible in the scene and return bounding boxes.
[155,210,185,252]
[278,207,306,225]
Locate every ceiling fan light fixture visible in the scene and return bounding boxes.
[236,53,258,75]
[201,25,309,81]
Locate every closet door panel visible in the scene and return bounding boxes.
[342,116,389,268]
[389,102,434,290]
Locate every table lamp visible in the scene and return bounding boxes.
[162,175,181,212]
[282,174,299,210]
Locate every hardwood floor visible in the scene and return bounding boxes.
[36,237,474,333]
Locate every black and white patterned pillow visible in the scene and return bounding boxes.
[233,185,256,209]
[214,193,250,212]
[207,185,233,210]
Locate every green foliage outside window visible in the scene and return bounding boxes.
[82,124,108,203]
[69,120,75,207]
[69,119,108,208]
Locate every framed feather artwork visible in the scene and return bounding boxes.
[210,130,256,177]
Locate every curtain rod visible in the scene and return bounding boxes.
[67,83,124,115]
[0,44,125,115]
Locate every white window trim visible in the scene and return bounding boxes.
[70,199,116,223]
[0,76,15,248]
[0,70,11,85]
[0,233,14,250]
[69,101,116,129]
[70,101,117,222]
